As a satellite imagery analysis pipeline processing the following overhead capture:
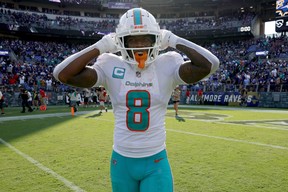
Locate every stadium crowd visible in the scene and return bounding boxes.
[0,3,288,108]
[1,34,287,95]
[0,7,254,35]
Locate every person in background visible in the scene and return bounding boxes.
[172,86,181,116]
[76,89,82,107]
[91,88,98,107]
[0,88,5,115]
[32,90,40,110]
[240,87,248,106]
[83,88,91,108]
[19,87,33,113]
[185,88,191,104]
[53,7,219,192]
[39,89,47,107]
[69,89,79,112]
[65,91,71,106]
[98,86,108,113]
[197,88,204,105]
[27,90,32,107]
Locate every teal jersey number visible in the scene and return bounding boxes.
[126,90,150,131]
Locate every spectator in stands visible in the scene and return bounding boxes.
[53,7,219,192]
[46,77,53,91]
[19,74,25,86]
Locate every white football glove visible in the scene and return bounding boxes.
[160,29,179,50]
[94,33,118,54]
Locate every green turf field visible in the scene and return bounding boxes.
[0,105,287,192]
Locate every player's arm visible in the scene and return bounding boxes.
[53,33,118,88]
[160,30,219,84]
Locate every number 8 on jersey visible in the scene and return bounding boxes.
[126,90,150,131]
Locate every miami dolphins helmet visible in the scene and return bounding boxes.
[115,8,161,69]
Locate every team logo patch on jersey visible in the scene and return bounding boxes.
[112,67,125,79]
[136,71,141,78]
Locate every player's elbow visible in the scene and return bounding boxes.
[197,56,220,81]
[53,65,68,84]
[58,73,69,84]
[200,57,219,78]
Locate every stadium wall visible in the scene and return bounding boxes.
[3,91,288,109]
[187,91,288,108]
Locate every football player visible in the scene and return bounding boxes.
[53,8,219,192]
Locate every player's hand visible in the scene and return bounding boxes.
[160,29,178,50]
[95,33,118,54]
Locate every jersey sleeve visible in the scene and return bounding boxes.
[174,54,188,86]
[91,53,111,88]
[164,51,187,87]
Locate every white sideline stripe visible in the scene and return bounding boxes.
[0,138,86,192]
[170,105,288,113]
[1,110,286,150]
[166,129,288,150]
[0,111,90,122]
[87,117,288,150]
[217,121,288,131]
[78,117,288,150]
[166,115,288,131]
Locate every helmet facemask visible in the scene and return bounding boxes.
[115,8,161,69]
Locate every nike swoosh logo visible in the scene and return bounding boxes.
[154,158,164,163]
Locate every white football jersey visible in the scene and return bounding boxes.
[93,51,186,158]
